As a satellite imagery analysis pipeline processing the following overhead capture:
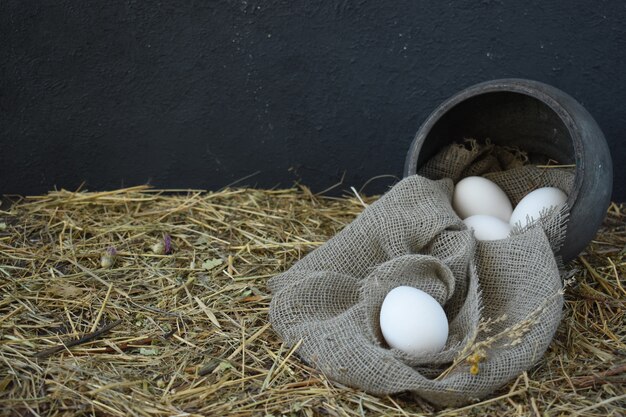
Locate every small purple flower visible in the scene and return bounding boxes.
[163,234,172,255]
[101,246,117,268]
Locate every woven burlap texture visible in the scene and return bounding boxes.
[269,142,573,406]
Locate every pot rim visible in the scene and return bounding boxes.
[404,78,584,209]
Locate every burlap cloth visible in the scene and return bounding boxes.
[269,141,574,406]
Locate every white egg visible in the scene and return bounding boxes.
[452,176,513,222]
[510,187,567,227]
[379,286,448,356]
[463,215,512,241]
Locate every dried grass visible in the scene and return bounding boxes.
[0,185,624,416]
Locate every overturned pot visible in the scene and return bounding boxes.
[404,78,613,262]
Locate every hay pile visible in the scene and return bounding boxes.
[0,185,624,416]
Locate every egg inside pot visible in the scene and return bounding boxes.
[452,176,512,222]
[510,187,568,228]
[463,215,512,241]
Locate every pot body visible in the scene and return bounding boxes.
[404,78,613,262]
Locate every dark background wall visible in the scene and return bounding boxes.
[1,0,625,200]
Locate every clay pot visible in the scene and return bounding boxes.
[404,78,613,261]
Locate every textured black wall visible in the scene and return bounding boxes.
[1,1,625,199]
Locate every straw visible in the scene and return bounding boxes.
[0,185,624,416]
